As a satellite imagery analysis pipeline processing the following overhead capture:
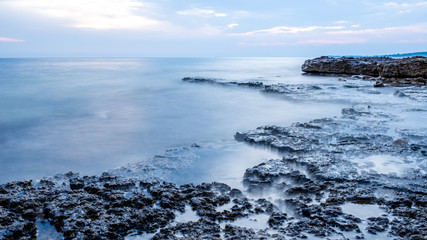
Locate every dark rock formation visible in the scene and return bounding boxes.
[0,174,285,240]
[302,56,427,86]
[1,73,425,239]
[182,77,264,88]
[236,104,426,239]
[1,104,426,239]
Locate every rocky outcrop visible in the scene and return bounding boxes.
[0,175,276,239]
[235,104,427,239]
[182,77,264,88]
[1,106,426,239]
[1,71,426,239]
[302,56,427,86]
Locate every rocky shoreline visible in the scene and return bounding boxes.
[1,103,425,239]
[1,63,427,239]
[302,56,427,86]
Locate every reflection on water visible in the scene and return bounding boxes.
[352,155,422,176]
[340,203,390,240]
[0,58,345,183]
[168,141,282,188]
[36,219,64,240]
[219,213,271,230]
[341,203,386,220]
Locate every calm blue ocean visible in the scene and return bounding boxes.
[0,58,350,183]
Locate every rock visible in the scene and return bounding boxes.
[373,81,385,87]
[153,218,221,239]
[302,56,427,86]
[228,188,244,199]
[393,139,409,147]
[182,77,264,88]
[233,103,426,238]
[191,143,201,148]
[268,212,288,228]
[395,90,408,98]
[223,224,285,239]
[1,100,426,239]
[366,217,389,234]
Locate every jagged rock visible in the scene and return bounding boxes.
[373,81,385,87]
[302,56,427,85]
[1,80,426,240]
[366,217,389,234]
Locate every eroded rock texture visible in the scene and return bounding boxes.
[302,56,427,86]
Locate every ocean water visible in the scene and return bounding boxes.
[0,58,347,184]
[0,57,425,185]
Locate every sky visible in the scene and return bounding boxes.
[0,0,426,57]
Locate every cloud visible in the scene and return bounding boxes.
[334,20,348,24]
[2,0,166,30]
[232,23,427,48]
[327,24,427,35]
[176,8,227,17]
[237,38,367,46]
[227,23,239,29]
[0,37,24,42]
[194,25,223,36]
[231,25,345,36]
[296,38,367,45]
[384,1,427,8]
[394,39,427,43]
[322,24,427,44]
[383,1,427,13]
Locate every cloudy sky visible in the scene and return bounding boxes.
[0,0,426,57]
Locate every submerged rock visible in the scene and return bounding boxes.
[182,77,264,88]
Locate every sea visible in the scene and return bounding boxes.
[0,57,425,187]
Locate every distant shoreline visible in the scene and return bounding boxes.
[327,51,427,58]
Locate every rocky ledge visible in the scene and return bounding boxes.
[0,175,280,239]
[302,56,427,86]
[235,104,427,240]
[2,104,425,239]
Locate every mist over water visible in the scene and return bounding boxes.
[4,57,422,184]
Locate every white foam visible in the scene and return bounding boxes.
[352,155,422,176]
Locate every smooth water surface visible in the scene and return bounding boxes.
[0,58,346,183]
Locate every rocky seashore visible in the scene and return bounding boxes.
[1,61,426,239]
[1,103,426,239]
[301,56,427,86]
[0,173,275,239]
[235,105,427,240]
[182,76,426,239]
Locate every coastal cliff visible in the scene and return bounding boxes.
[302,56,427,86]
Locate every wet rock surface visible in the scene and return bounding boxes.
[301,56,427,86]
[182,77,264,88]
[0,174,279,239]
[181,73,425,239]
[182,76,427,103]
[236,104,426,239]
[2,104,424,239]
[1,75,426,239]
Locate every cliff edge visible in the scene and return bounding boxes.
[302,56,427,86]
